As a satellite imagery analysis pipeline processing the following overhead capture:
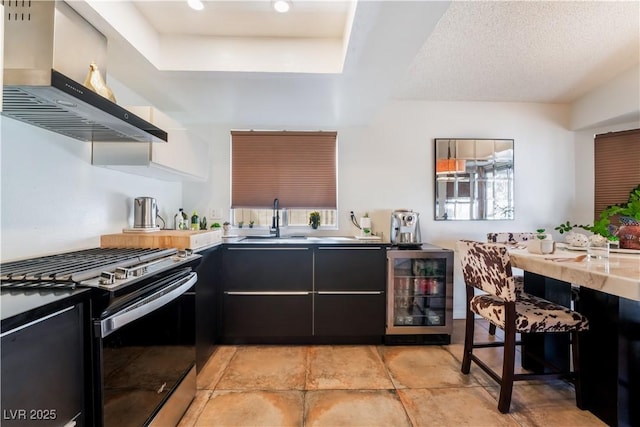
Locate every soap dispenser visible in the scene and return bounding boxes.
[175,208,188,230]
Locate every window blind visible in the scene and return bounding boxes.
[594,128,640,220]
[231,131,337,208]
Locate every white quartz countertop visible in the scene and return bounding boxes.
[508,247,640,301]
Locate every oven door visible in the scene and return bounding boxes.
[93,268,197,427]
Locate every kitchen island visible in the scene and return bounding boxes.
[509,247,640,427]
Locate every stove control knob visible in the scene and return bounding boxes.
[132,266,147,277]
[177,249,193,258]
[115,267,132,279]
[99,271,116,285]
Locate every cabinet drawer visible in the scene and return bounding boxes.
[222,247,312,291]
[315,247,386,292]
[222,293,312,338]
[314,293,385,337]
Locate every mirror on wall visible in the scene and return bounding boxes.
[434,138,514,220]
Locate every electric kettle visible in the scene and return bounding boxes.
[133,197,159,229]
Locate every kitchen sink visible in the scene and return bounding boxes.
[238,235,366,243]
[307,236,354,241]
[242,235,307,240]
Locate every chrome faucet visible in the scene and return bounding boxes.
[271,198,280,237]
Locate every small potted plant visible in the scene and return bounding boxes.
[528,228,554,254]
[238,221,244,229]
[309,211,321,229]
[249,220,255,229]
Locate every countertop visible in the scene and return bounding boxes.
[221,235,390,245]
[1,288,92,332]
[509,247,640,301]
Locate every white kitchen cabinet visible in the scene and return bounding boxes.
[92,106,209,181]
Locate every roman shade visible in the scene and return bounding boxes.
[594,129,640,220]
[231,130,337,208]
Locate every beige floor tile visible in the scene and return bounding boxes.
[494,381,577,411]
[398,387,520,427]
[510,404,608,427]
[305,389,411,427]
[216,346,307,390]
[195,390,304,427]
[184,337,610,427]
[306,345,393,390]
[379,345,480,389]
[483,380,602,422]
[178,390,212,427]
[198,346,237,390]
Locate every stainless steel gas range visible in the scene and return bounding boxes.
[1,247,202,427]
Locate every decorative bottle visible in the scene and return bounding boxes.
[177,208,188,230]
[191,211,199,231]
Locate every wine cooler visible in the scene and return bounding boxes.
[386,245,454,344]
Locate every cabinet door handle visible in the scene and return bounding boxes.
[0,305,75,338]
[227,247,309,251]
[317,291,383,295]
[226,291,311,296]
[318,247,382,250]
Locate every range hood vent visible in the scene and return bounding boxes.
[1,0,167,143]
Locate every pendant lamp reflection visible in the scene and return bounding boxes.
[436,140,466,174]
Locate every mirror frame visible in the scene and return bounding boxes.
[434,138,514,221]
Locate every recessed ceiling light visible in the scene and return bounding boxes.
[272,0,291,13]
[187,0,204,11]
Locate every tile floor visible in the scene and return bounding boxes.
[178,320,607,426]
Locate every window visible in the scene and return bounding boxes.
[594,128,640,221]
[231,130,338,228]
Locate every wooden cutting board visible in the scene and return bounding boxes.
[101,229,222,250]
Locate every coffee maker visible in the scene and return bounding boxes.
[390,209,422,246]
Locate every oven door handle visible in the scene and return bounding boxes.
[98,272,197,338]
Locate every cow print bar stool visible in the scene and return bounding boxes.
[457,240,589,414]
[485,232,536,335]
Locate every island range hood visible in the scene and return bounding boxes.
[2,0,167,143]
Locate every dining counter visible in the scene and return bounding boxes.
[506,244,639,427]
[508,245,640,301]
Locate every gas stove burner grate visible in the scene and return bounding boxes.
[1,280,77,290]
[0,247,177,283]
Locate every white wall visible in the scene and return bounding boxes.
[0,117,182,261]
[183,100,575,318]
[570,64,640,131]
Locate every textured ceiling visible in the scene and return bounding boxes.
[394,1,640,103]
